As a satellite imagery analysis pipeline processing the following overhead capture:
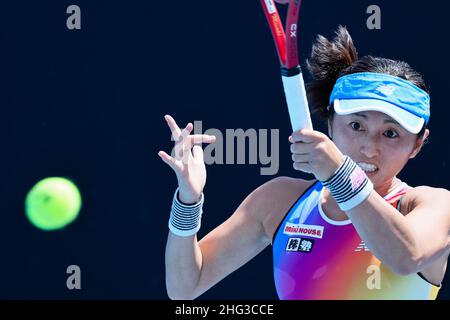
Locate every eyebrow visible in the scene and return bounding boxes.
[352,113,401,126]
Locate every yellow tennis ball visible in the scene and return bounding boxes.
[25,177,82,231]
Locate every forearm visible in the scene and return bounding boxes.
[347,191,421,274]
[318,155,422,274]
[165,232,203,300]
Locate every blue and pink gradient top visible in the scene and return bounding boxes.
[272,181,440,300]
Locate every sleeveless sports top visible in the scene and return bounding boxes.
[272,181,441,300]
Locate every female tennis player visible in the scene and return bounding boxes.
[159,25,450,299]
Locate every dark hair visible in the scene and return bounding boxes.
[306,26,428,136]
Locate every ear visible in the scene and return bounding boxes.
[409,129,430,159]
[328,119,333,139]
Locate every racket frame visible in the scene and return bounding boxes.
[260,0,313,132]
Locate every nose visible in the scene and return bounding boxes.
[360,135,380,159]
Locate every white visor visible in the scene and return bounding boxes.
[333,98,425,134]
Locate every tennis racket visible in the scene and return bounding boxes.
[260,0,313,132]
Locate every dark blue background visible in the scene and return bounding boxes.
[1,1,449,299]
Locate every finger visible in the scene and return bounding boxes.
[291,128,321,143]
[177,122,193,141]
[158,150,182,172]
[165,115,183,140]
[290,141,316,154]
[291,153,311,163]
[174,123,194,157]
[179,134,215,156]
[173,138,191,160]
[293,162,314,174]
[187,134,216,145]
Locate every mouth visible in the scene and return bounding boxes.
[357,162,379,176]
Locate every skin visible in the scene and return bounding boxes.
[289,111,450,283]
[160,0,450,300]
[160,110,450,299]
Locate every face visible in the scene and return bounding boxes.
[329,111,429,190]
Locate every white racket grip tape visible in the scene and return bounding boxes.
[281,73,313,132]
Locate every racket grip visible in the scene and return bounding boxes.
[281,72,313,132]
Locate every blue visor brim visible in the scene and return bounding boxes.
[330,72,430,133]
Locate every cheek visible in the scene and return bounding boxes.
[330,123,357,152]
[334,137,356,154]
[386,137,417,156]
[379,140,416,172]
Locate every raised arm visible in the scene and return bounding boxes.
[165,177,285,299]
[160,115,294,300]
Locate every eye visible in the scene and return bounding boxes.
[349,122,363,131]
[384,129,399,139]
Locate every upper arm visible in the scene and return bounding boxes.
[403,187,450,266]
[192,176,303,298]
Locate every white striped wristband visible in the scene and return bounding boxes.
[168,188,204,237]
[321,156,373,211]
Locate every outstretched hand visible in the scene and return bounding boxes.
[158,115,216,204]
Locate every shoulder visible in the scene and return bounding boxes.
[401,185,450,215]
[251,176,315,209]
[247,177,316,241]
[228,177,314,225]
[257,176,314,194]
[404,185,450,204]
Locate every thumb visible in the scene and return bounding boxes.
[158,150,181,172]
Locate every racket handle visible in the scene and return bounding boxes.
[281,71,313,132]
